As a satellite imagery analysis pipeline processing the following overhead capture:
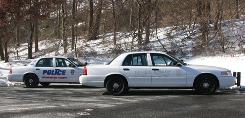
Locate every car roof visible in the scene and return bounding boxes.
[123,51,167,55]
[35,56,70,60]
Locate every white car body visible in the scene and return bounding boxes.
[80,51,236,90]
[8,57,83,84]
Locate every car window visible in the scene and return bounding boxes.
[122,53,147,66]
[151,53,177,66]
[56,58,76,67]
[36,58,53,67]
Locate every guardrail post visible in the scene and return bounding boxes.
[237,72,241,87]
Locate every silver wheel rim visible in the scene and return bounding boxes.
[203,82,210,88]
[113,83,120,90]
[29,79,34,84]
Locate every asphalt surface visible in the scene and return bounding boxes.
[0,84,245,118]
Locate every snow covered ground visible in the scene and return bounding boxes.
[187,54,245,86]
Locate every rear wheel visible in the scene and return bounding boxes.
[106,78,128,96]
[194,75,218,95]
[40,82,50,87]
[24,74,39,88]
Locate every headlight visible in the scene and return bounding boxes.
[221,71,232,76]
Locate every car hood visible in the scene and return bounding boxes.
[185,65,230,72]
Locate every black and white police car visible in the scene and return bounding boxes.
[8,57,85,87]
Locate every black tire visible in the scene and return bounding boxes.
[40,82,50,87]
[106,78,128,96]
[24,74,39,88]
[194,75,218,95]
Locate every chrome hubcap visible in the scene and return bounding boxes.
[29,79,33,83]
[203,82,210,88]
[113,83,120,89]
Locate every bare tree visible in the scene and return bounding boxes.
[71,0,76,50]
[197,0,211,54]
[34,0,39,52]
[137,0,143,49]
[87,0,94,40]
[62,1,67,54]
[111,0,117,48]
[28,22,34,59]
[90,0,103,40]
[236,0,240,19]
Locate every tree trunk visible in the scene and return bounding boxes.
[34,0,39,52]
[91,0,103,40]
[34,17,39,52]
[236,0,240,19]
[198,0,211,54]
[0,38,4,60]
[137,3,142,49]
[57,4,61,39]
[154,0,168,53]
[129,1,134,31]
[4,40,8,62]
[71,0,76,50]
[144,0,152,49]
[111,0,117,47]
[62,2,67,54]
[28,22,34,59]
[88,0,94,40]
[16,3,20,47]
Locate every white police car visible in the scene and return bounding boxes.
[80,51,237,95]
[8,57,84,87]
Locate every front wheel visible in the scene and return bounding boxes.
[194,76,217,95]
[106,78,128,96]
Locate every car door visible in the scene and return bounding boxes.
[150,53,187,87]
[35,58,55,82]
[120,53,152,87]
[54,58,78,83]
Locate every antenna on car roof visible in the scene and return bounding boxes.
[156,36,169,54]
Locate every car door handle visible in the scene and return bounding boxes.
[123,68,130,71]
[36,69,40,70]
[152,68,159,71]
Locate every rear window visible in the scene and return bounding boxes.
[122,53,147,66]
[36,58,53,67]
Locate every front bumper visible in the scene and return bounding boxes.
[219,76,237,89]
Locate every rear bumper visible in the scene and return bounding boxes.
[8,74,23,82]
[79,75,104,87]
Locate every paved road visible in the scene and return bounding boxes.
[0,85,244,118]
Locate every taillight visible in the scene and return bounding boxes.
[83,66,87,75]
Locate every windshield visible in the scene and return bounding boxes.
[67,58,85,67]
[167,54,187,65]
